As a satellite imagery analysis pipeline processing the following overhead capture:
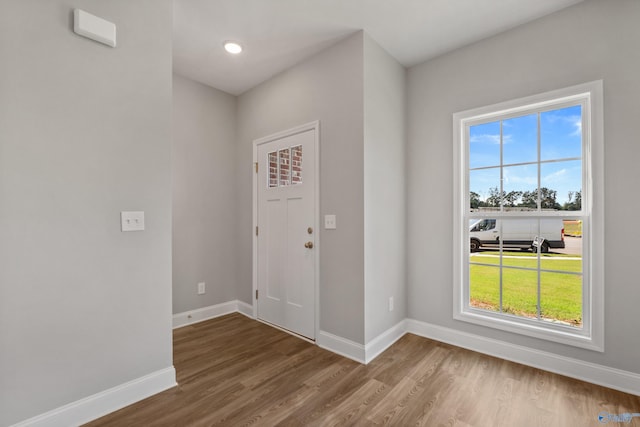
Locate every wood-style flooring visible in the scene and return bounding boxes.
[86,313,640,427]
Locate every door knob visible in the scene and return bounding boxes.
[304,241,314,249]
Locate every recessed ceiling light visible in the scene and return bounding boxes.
[223,41,243,54]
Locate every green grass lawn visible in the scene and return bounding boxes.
[472,252,582,272]
[469,253,582,326]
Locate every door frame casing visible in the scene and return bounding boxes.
[252,120,320,340]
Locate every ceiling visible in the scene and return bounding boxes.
[173,0,584,95]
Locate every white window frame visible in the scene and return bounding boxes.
[452,81,604,351]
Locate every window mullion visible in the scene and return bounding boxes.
[499,120,504,313]
[277,150,281,188]
[536,113,542,321]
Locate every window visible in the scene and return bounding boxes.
[268,145,303,188]
[453,81,604,351]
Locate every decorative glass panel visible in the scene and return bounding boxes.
[268,151,278,188]
[291,145,302,185]
[279,148,290,186]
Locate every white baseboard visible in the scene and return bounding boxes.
[11,367,176,427]
[405,319,640,397]
[173,300,254,329]
[318,321,407,365]
[13,301,256,427]
[317,330,366,363]
[236,300,254,318]
[319,318,640,396]
[364,320,407,364]
[13,310,638,427]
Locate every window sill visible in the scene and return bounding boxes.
[454,308,603,352]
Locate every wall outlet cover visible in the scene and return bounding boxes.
[324,214,337,229]
[121,211,145,231]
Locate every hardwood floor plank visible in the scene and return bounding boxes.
[285,364,371,425]
[85,314,640,427]
[312,378,387,427]
[406,345,449,381]
[365,375,420,424]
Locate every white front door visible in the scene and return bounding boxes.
[256,126,317,340]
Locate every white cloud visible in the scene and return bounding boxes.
[543,113,582,138]
[469,133,513,145]
[470,133,500,144]
[542,168,567,184]
[570,116,582,137]
[503,168,536,186]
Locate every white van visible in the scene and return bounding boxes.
[469,218,565,253]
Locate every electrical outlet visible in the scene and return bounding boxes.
[324,214,337,229]
[197,282,205,295]
[121,211,145,232]
[388,296,394,312]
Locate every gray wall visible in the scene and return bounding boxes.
[363,34,407,343]
[172,74,237,314]
[0,1,173,425]
[407,0,640,373]
[237,32,366,343]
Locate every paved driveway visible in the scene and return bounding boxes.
[551,236,582,256]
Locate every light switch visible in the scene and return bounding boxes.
[324,214,337,229]
[73,9,117,48]
[121,211,145,231]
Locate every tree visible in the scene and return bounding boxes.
[485,187,502,207]
[519,188,560,210]
[520,191,537,209]
[470,191,481,209]
[562,190,582,210]
[504,191,522,207]
[540,187,560,209]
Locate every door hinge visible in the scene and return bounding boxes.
[254,162,258,173]
[256,226,259,236]
[255,289,259,300]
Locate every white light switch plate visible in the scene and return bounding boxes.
[121,211,145,231]
[324,214,337,229]
[74,9,117,48]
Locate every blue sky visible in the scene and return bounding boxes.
[469,105,582,205]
